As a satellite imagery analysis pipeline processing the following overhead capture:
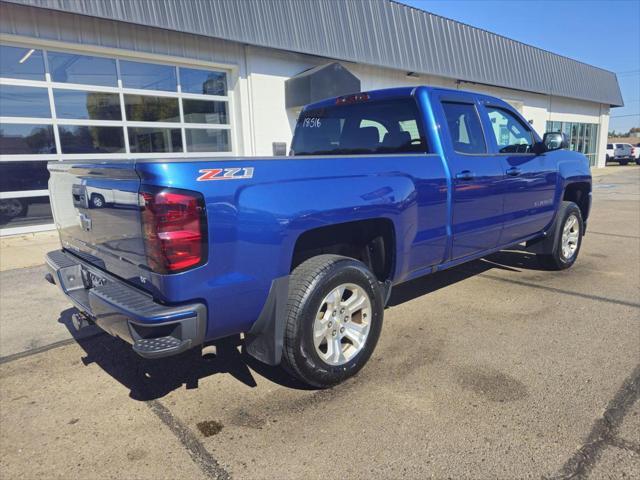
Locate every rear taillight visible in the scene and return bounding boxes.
[140,187,207,273]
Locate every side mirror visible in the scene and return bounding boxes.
[542,132,568,151]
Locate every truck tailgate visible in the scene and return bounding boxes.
[48,161,147,282]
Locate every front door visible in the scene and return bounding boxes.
[479,103,557,245]
[437,94,505,260]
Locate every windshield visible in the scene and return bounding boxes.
[291,98,428,156]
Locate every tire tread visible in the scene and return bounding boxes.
[281,255,380,387]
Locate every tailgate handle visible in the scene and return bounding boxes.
[72,185,88,208]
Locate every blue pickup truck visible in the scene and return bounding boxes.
[45,86,591,387]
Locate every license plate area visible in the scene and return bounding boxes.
[81,266,109,289]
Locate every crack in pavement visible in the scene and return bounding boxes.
[146,399,231,480]
[0,332,105,365]
[547,364,640,480]
[608,437,640,455]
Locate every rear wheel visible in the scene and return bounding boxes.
[619,159,629,166]
[538,201,583,270]
[282,255,383,388]
[91,194,105,208]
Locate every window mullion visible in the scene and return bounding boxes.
[116,59,131,154]
[177,66,188,153]
[42,50,62,160]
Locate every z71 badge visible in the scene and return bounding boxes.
[197,167,254,181]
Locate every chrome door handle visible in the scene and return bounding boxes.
[455,170,474,181]
[506,167,521,176]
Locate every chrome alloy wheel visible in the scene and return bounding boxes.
[313,283,372,366]
[561,214,580,260]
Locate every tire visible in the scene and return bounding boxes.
[282,255,384,388]
[91,194,105,208]
[636,159,640,166]
[0,198,26,219]
[619,160,629,166]
[538,201,584,270]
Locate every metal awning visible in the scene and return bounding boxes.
[285,63,361,109]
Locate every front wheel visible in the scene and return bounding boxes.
[619,159,629,166]
[282,255,383,388]
[538,201,584,270]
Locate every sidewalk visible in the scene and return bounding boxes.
[0,230,60,272]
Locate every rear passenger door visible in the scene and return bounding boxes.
[437,93,505,260]
[479,103,557,245]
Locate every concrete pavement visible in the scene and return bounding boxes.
[0,230,60,272]
[1,166,638,479]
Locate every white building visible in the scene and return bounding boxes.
[0,0,623,235]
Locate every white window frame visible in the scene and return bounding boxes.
[0,36,239,235]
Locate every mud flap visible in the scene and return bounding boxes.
[244,275,289,366]
[526,210,560,255]
[380,279,392,307]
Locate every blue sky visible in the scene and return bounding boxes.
[398,0,640,132]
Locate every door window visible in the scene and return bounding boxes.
[486,107,533,153]
[441,102,486,154]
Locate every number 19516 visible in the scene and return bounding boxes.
[302,117,322,128]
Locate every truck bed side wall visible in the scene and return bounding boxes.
[136,155,448,340]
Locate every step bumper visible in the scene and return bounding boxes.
[45,249,206,359]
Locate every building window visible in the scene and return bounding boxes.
[58,125,126,154]
[123,94,181,123]
[0,41,233,234]
[53,89,122,120]
[0,45,45,81]
[0,124,56,154]
[180,67,227,96]
[185,128,231,152]
[48,51,118,87]
[546,121,599,166]
[128,127,182,153]
[119,60,177,91]
[0,85,51,117]
[0,159,53,231]
[182,99,228,124]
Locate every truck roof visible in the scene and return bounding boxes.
[302,85,509,111]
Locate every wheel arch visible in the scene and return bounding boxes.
[290,218,397,283]
[562,181,591,222]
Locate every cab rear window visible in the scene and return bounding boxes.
[291,98,428,156]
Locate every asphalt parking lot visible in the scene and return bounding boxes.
[1,167,638,480]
